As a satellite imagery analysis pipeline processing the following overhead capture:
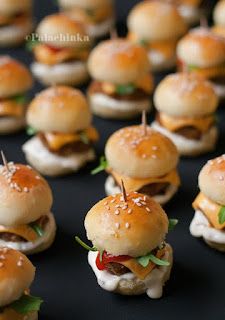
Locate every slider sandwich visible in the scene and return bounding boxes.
[0,0,33,47]
[190,155,225,252]
[0,56,33,134]
[152,73,219,156]
[212,0,225,38]
[58,0,115,38]
[127,0,187,72]
[0,248,42,319]
[87,38,153,119]
[76,187,177,298]
[92,122,180,205]
[177,27,225,99]
[23,86,99,177]
[0,156,56,254]
[30,14,91,86]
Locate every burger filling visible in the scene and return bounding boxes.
[0,95,27,119]
[157,112,215,140]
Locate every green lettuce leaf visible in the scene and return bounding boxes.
[26,126,37,136]
[75,236,97,252]
[79,132,89,145]
[13,95,27,105]
[168,219,178,231]
[137,253,170,268]
[91,156,108,175]
[30,223,45,237]
[26,35,40,51]
[218,206,225,224]
[11,295,43,315]
[115,84,136,95]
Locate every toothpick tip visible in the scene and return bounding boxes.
[121,180,127,202]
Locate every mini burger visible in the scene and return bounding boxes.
[0,248,42,319]
[31,14,91,86]
[0,157,56,254]
[212,0,225,38]
[87,39,153,119]
[190,155,225,252]
[152,73,219,156]
[92,123,180,205]
[177,27,225,99]
[127,0,187,72]
[0,0,33,47]
[23,86,99,177]
[76,188,176,298]
[0,56,33,134]
[58,0,115,38]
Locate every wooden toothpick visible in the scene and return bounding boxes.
[110,28,118,40]
[1,151,9,172]
[121,180,127,202]
[200,15,208,29]
[142,110,147,136]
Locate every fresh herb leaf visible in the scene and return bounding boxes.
[91,156,108,175]
[11,295,43,315]
[26,126,37,136]
[26,35,39,51]
[75,236,97,252]
[139,39,148,47]
[99,249,104,262]
[169,219,178,231]
[137,253,170,268]
[13,95,27,105]
[115,84,136,95]
[80,132,89,145]
[188,65,198,71]
[30,223,44,237]
[218,206,225,224]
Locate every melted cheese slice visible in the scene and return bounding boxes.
[159,112,214,133]
[193,192,225,230]
[108,168,180,192]
[120,249,165,280]
[44,126,99,151]
[0,100,24,117]
[0,224,38,242]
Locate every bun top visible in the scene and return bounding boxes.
[37,14,91,49]
[59,0,112,9]
[0,0,32,15]
[27,86,92,133]
[127,0,187,41]
[0,248,35,307]
[85,191,168,257]
[0,56,33,99]
[199,155,225,206]
[177,27,225,67]
[88,39,150,84]
[213,0,225,26]
[154,73,219,117]
[0,162,53,226]
[105,125,179,179]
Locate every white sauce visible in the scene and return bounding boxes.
[105,175,177,206]
[190,210,225,244]
[0,212,56,253]
[88,244,173,299]
[152,121,218,156]
[0,116,25,134]
[0,20,33,44]
[22,136,95,172]
[88,17,114,38]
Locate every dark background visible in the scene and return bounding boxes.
[0,0,224,319]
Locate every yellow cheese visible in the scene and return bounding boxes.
[159,112,214,134]
[44,126,99,151]
[107,168,180,192]
[120,249,165,280]
[192,192,225,230]
[0,225,38,242]
[0,100,24,117]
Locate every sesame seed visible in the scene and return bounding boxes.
[115,204,120,208]
[0,255,5,260]
[122,205,128,210]
[106,206,110,210]
[141,201,147,205]
[103,201,108,206]
[0,262,4,268]
[151,154,157,159]
[125,222,130,229]
[146,207,151,212]
[136,203,142,207]
[152,146,158,150]
[36,175,40,180]
[127,208,132,214]
[115,209,120,215]
[142,154,147,159]
[219,175,224,181]
[110,199,115,203]
[23,187,29,193]
[115,223,120,229]
[17,260,23,267]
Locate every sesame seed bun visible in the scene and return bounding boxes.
[87,39,150,84]
[127,1,187,41]
[0,309,37,320]
[0,248,35,307]
[105,126,179,179]
[85,192,169,257]
[36,14,90,49]
[0,0,32,15]
[199,155,225,206]
[154,73,219,117]
[213,0,225,27]
[0,163,53,226]
[177,28,225,68]
[27,86,91,133]
[59,0,112,9]
[0,56,32,99]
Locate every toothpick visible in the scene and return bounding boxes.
[110,28,118,39]
[1,151,9,172]
[142,110,147,136]
[200,15,208,29]
[121,180,127,202]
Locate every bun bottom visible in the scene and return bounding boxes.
[212,83,225,100]
[178,5,200,25]
[88,244,173,298]
[190,210,225,252]
[0,18,33,47]
[0,212,56,255]
[152,121,218,156]
[22,136,95,176]
[88,93,151,119]
[0,308,38,320]
[0,116,25,134]
[105,175,178,206]
[88,17,115,38]
[31,60,89,86]
[148,50,176,72]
